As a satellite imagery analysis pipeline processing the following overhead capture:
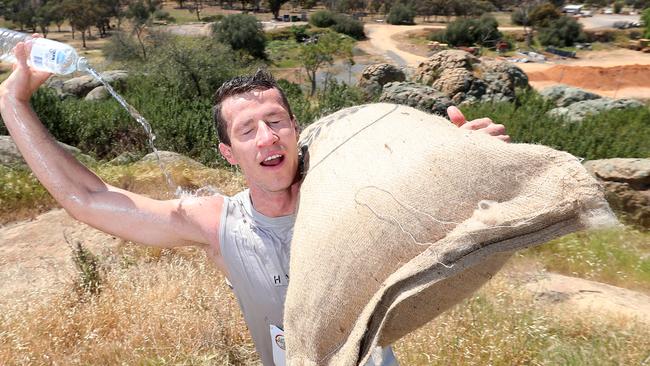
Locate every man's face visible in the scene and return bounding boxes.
[218,88,299,194]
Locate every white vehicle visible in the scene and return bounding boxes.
[603,8,613,14]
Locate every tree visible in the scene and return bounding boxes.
[335,0,366,13]
[538,16,583,47]
[266,0,288,19]
[212,14,266,59]
[437,14,502,47]
[126,0,160,59]
[47,0,67,32]
[511,0,545,48]
[186,0,206,20]
[34,3,52,37]
[641,7,650,38]
[387,3,415,25]
[66,0,99,47]
[613,1,623,13]
[300,31,353,95]
[529,2,561,27]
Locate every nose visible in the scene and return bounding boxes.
[256,120,278,148]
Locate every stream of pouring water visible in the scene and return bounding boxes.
[85,67,220,198]
[85,67,176,192]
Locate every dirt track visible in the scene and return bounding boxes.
[361,24,650,99]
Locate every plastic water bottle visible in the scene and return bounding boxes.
[0,28,88,74]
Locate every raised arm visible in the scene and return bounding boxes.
[0,41,223,253]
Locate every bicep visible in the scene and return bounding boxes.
[70,185,224,249]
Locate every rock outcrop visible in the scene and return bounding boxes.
[85,86,110,101]
[414,50,529,104]
[47,70,128,98]
[0,135,95,167]
[540,84,601,107]
[379,82,454,116]
[541,85,644,122]
[584,158,650,229]
[548,98,645,122]
[358,63,406,96]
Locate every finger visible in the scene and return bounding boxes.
[13,42,29,69]
[463,118,493,130]
[32,70,52,85]
[31,33,43,39]
[446,106,466,127]
[496,135,511,143]
[484,123,506,136]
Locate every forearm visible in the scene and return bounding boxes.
[0,95,107,212]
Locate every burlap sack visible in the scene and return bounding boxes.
[285,103,616,366]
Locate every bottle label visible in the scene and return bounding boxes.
[29,38,68,73]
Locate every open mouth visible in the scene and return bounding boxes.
[260,154,285,167]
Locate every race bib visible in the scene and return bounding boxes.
[270,324,286,366]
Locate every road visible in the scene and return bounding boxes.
[578,13,641,29]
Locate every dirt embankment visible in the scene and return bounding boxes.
[525,64,650,99]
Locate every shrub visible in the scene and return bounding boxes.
[290,25,310,42]
[331,14,365,40]
[310,10,337,27]
[144,36,246,99]
[613,1,623,14]
[314,79,365,118]
[212,14,267,59]
[437,14,502,48]
[529,3,561,27]
[69,240,103,296]
[153,9,176,22]
[201,14,224,22]
[538,16,584,47]
[643,8,650,38]
[102,31,148,62]
[460,90,650,160]
[387,3,415,25]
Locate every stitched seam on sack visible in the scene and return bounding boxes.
[307,104,399,174]
[356,213,581,363]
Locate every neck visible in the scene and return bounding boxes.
[249,182,300,217]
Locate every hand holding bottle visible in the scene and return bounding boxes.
[0,36,52,104]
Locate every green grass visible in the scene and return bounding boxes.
[490,11,515,27]
[266,39,303,68]
[0,165,58,224]
[523,228,650,292]
[394,272,650,365]
[460,92,650,160]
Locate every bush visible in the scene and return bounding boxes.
[529,3,561,27]
[145,36,247,99]
[538,16,584,47]
[153,9,176,22]
[387,3,415,25]
[643,8,650,38]
[331,14,365,40]
[436,14,502,48]
[201,14,224,22]
[212,14,267,59]
[102,31,148,62]
[310,10,337,27]
[460,91,650,160]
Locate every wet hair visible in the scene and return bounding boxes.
[212,69,294,146]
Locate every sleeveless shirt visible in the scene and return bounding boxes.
[219,189,398,366]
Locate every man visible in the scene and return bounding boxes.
[0,40,508,365]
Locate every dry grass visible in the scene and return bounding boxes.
[0,160,245,225]
[0,245,258,365]
[393,265,650,365]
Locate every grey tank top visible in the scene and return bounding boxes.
[219,189,398,366]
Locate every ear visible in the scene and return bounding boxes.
[292,117,300,141]
[218,143,238,165]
